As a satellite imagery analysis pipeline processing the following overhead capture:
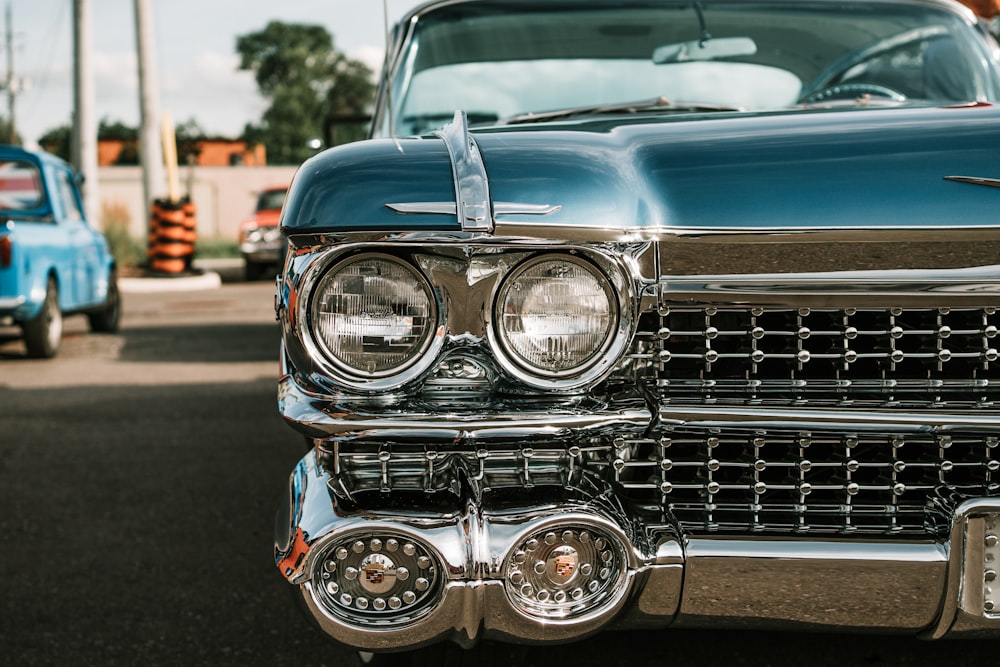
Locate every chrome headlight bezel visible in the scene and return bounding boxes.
[489,252,629,390]
[299,250,444,391]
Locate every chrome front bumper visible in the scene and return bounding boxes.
[275,449,1000,650]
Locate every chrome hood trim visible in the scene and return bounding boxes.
[433,111,492,232]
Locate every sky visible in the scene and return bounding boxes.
[10,0,422,148]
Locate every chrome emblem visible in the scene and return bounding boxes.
[365,564,385,585]
[358,554,397,595]
[555,555,575,577]
[546,545,579,584]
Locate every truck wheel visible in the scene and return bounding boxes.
[88,270,122,333]
[23,277,62,358]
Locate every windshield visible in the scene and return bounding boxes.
[257,188,287,211]
[0,159,44,211]
[383,1,999,135]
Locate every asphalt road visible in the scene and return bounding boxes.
[0,270,996,666]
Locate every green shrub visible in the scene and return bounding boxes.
[100,201,145,268]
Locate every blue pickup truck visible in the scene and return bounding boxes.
[0,145,119,358]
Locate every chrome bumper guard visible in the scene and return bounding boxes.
[276,451,1000,649]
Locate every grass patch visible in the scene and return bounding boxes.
[100,201,145,268]
[100,201,240,267]
[195,237,241,259]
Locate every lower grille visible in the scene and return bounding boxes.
[322,426,1000,537]
[324,440,613,502]
[612,427,1000,536]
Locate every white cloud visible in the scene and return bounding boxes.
[93,51,139,125]
[160,51,265,136]
[350,45,386,74]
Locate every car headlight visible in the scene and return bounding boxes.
[310,253,437,381]
[494,254,618,382]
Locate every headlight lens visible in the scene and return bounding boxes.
[496,255,616,377]
[311,254,435,377]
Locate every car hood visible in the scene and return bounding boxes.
[281,104,1000,235]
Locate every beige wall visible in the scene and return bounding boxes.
[98,165,300,240]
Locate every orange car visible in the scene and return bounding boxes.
[238,184,287,280]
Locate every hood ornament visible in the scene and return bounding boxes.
[435,111,492,232]
[385,111,562,230]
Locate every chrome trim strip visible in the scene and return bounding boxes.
[385,202,561,216]
[658,406,1000,431]
[493,203,562,216]
[433,111,492,232]
[686,538,947,562]
[385,202,458,215]
[498,222,1000,237]
[287,225,1000,249]
[279,374,651,438]
[945,175,1000,189]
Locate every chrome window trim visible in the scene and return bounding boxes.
[297,249,447,392]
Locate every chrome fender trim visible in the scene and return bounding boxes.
[929,498,1000,638]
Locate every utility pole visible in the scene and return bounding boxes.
[72,0,99,225]
[134,0,164,214]
[5,2,14,143]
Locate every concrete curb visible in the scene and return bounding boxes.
[119,271,223,293]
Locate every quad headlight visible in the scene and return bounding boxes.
[494,254,619,384]
[309,253,438,382]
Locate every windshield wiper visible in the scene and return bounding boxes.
[499,96,744,125]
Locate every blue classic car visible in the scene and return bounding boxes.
[0,146,119,358]
[273,0,1000,654]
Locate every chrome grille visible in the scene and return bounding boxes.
[611,428,1000,535]
[628,306,1000,407]
[323,429,1000,536]
[325,441,612,501]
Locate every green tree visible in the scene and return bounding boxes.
[0,117,21,146]
[98,118,139,165]
[236,21,374,164]
[174,117,204,165]
[40,119,139,163]
[38,125,71,160]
